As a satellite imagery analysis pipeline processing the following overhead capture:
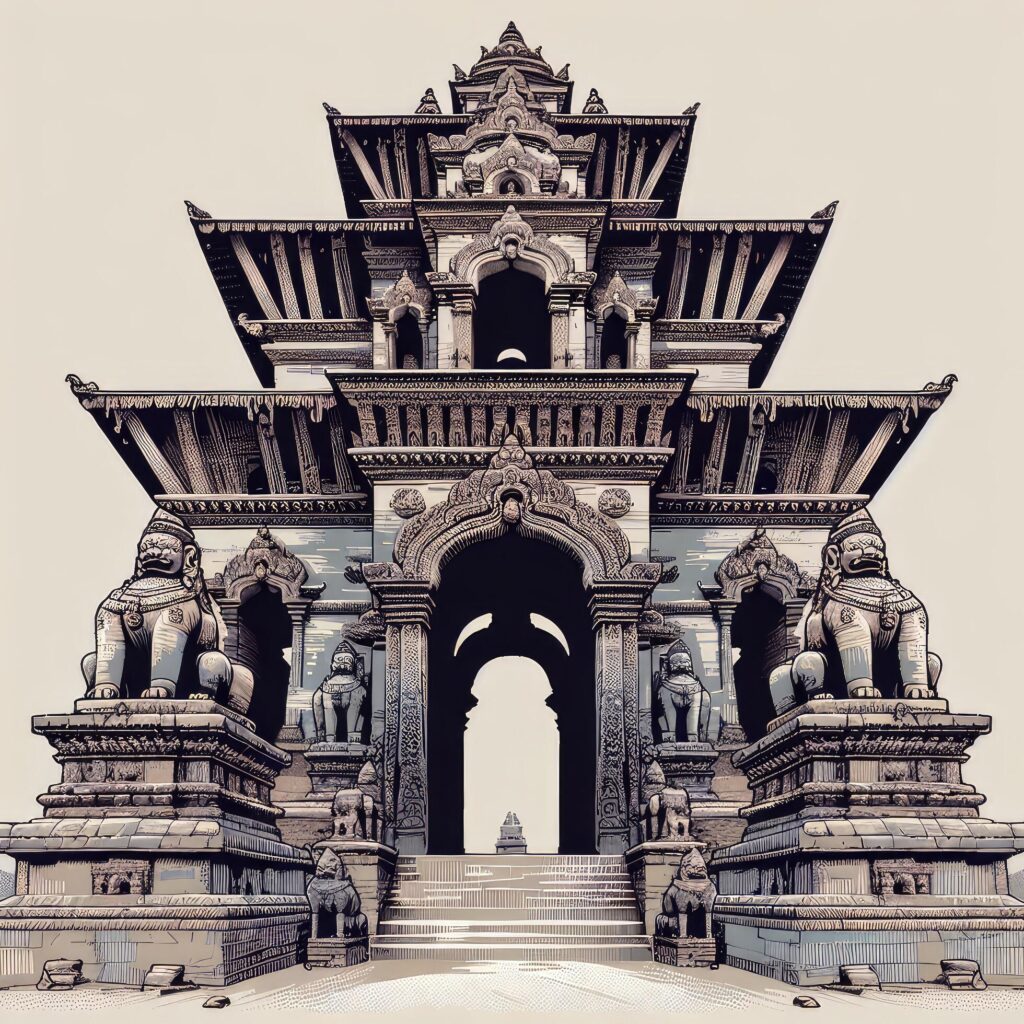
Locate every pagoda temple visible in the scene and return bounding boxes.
[1,19,1021,991]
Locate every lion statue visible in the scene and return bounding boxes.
[306,849,367,940]
[654,848,716,939]
[769,508,941,710]
[654,640,711,743]
[311,641,368,744]
[81,509,251,705]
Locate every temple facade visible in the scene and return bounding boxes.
[1,20,1021,989]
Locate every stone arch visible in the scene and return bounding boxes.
[368,436,652,592]
[362,437,661,855]
[450,205,573,294]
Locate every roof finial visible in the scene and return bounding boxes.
[582,88,608,114]
[416,88,441,115]
[501,21,524,44]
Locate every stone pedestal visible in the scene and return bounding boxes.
[626,840,705,936]
[657,742,717,801]
[710,699,1024,986]
[0,699,311,987]
[305,742,370,797]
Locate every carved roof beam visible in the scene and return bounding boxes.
[255,404,289,495]
[733,404,768,495]
[339,128,390,201]
[700,233,727,319]
[809,408,851,494]
[290,408,323,494]
[664,236,691,319]
[836,410,905,494]
[230,234,283,320]
[722,233,754,320]
[119,410,188,495]
[701,408,732,493]
[172,409,214,494]
[269,233,301,319]
[778,409,819,494]
[296,232,324,320]
[740,233,794,321]
[331,236,359,318]
[637,129,682,202]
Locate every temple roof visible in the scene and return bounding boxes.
[450,22,574,115]
[67,373,956,526]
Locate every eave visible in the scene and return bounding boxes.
[605,208,837,385]
[67,378,368,525]
[652,376,957,525]
[187,206,423,385]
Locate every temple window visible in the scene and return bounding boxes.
[473,265,550,368]
[394,313,423,369]
[599,311,629,369]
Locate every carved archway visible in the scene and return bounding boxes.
[208,526,324,740]
[429,207,594,368]
[362,436,661,854]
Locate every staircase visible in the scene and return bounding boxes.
[371,854,651,962]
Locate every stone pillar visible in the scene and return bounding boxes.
[375,581,434,855]
[450,289,476,368]
[285,603,308,691]
[548,291,571,368]
[591,585,647,854]
[712,600,739,732]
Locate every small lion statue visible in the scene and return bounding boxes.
[654,848,716,939]
[769,508,941,710]
[81,509,247,703]
[311,641,368,744]
[654,640,711,743]
[640,759,691,842]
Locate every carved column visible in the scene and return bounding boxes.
[285,604,308,691]
[712,600,740,732]
[591,585,647,854]
[374,581,433,854]
[451,290,476,368]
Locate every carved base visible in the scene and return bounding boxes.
[653,936,717,967]
[0,697,311,986]
[305,936,369,968]
[305,741,370,794]
[0,896,309,987]
[656,741,717,800]
[710,697,1024,985]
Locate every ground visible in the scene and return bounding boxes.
[2,961,1024,1021]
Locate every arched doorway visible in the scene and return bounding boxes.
[599,311,629,368]
[473,266,550,368]
[463,656,559,854]
[427,531,595,854]
[233,581,293,741]
[732,582,788,740]
[394,312,423,369]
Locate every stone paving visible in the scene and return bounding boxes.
[2,961,1024,1020]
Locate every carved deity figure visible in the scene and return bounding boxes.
[654,848,716,938]
[770,508,942,707]
[654,640,711,743]
[311,641,368,744]
[81,509,236,700]
[306,849,367,940]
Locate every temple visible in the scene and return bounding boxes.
[1,20,1021,991]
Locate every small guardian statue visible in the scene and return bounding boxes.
[654,640,711,743]
[81,509,236,700]
[306,849,367,940]
[311,641,368,744]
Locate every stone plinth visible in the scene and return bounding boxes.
[304,742,370,796]
[0,699,311,987]
[710,699,1024,986]
[657,742,717,801]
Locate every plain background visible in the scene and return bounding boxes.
[1,0,1022,881]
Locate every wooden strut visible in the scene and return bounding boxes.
[339,129,390,201]
[740,233,793,321]
[270,233,301,319]
[701,234,727,319]
[230,234,282,320]
[297,232,324,319]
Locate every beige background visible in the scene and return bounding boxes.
[1,0,1022,884]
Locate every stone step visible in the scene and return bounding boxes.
[379,920,647,936]
[382,904,642,921]
[369,939,652,962]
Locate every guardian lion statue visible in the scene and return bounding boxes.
[654,640,711,743]
[81,509,249,703]
[306,849,368,939]
[769,508,942,710]
[311,641,368,744]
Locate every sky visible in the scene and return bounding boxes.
[1,0,1022,851]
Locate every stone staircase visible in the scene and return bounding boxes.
[371,854,651,962]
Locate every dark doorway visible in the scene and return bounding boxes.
[233,582,293,740]
[473,266,550,368]
[731,583,788,740]
[427,532,595,854]
[600,312,629,368]
[395,313,423,369]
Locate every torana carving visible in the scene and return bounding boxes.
[365,435,661,590]
[216,525,309,601]
[714,527,814,602]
